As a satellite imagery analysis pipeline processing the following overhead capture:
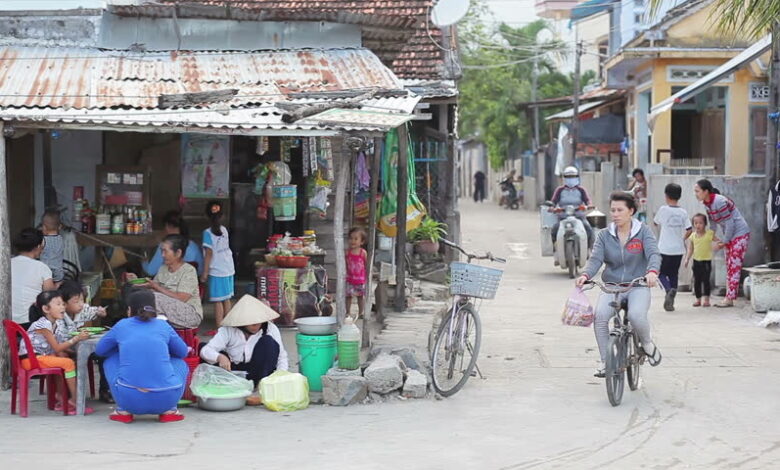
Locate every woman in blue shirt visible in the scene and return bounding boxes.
[96,289,189,423]
[143,210,203,277]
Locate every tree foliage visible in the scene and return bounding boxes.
[458,1,596,169]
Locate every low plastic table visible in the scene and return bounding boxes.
[76,336,101,416]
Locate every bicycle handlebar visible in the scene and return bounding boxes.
[441,239,506,264]
[582,277,647,294]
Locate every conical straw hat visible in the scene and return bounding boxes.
[221,294,279,327]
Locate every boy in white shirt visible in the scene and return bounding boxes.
[654,183,692,311]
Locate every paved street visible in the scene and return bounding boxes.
[2,200,780,469]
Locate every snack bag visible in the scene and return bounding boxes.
[561,288,594,327]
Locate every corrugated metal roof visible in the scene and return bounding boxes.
[0,46,403,109]
[0,45,420,132]
[545,101,606,121]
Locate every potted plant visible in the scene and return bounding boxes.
[409,217,447,254]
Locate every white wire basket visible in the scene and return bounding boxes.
[449,262,503,300]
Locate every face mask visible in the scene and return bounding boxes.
[564,177,579,187]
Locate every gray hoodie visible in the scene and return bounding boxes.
[583,219,661,283]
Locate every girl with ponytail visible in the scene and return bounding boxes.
[201,200,235,330]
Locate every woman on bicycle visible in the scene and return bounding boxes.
[575,192,662,377]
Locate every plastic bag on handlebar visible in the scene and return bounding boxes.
[561,288,594,327]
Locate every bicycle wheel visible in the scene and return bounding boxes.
[431,304,482,397]
[626,332,642,391]
[605,334,626,406]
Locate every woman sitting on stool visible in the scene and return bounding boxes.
[200,295,288,387]
[96,290,189,423]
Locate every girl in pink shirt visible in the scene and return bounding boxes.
[345,227,367,318]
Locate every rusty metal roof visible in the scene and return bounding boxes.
[118,1,450,80]
[0,45,420,132]
[0,46,403,109]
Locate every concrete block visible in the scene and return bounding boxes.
[402,370,428,398]
[326,367,362,377]
[364,353,404,394]
[321,376,368,406]
[419,282,450,302]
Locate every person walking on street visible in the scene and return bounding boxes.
[694,179,750,307]
[654,183,692,311]
[473,171,486,202]
[628,168,647,222]
[684,213,718,307]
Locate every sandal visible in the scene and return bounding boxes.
[646,346,662,367]
[692,301,701,307]
[715,300,734,308]
[159,410,185,423]
[109,411,134,424]
[56,402,94,415]
[593,366,606,378]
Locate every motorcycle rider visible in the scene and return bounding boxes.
[551,166,594,248]
[499,169,518,207]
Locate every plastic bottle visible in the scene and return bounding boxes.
[337,316,361,370]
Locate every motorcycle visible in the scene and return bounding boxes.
[541,203,590,278]
[499,180,520,210]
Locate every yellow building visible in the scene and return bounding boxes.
[604,0,771,176]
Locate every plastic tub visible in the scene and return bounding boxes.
[296,333,337,392]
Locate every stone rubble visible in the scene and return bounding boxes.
[363,353,405,394]
[402,369,428,399]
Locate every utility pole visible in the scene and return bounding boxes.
[570,39,583,167]
[531,52,541,152]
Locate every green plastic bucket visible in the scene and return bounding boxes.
[296,333,337,392]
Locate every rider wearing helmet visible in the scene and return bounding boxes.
[551,166,594,247]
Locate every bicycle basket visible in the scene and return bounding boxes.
[449,262,503,299]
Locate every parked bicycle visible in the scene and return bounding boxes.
[582,277,648,406]
[431,239,505,397]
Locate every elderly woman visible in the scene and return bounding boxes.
[200,295,288,387]
[143,210,203,277]
[128,234,203,329]
[96,290,189,423]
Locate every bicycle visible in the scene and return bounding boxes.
[582,277,648,407]
[431,239,506,397]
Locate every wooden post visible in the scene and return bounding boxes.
[395,125,409,311]
[0,122,12,389]
[333,145,350,324]
[570,39,583,167]
[362,137,382,347]
[767,24,780,261]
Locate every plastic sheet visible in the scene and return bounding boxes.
[190,363,253,399]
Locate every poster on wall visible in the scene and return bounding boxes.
[181,134,230,198]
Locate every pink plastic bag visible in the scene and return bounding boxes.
[561,288,594,327]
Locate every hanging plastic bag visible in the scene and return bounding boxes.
[561,288,594,327]
[260,370,310,412]
[190,363,253,398]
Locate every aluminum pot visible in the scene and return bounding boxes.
[294,316,338,335]
[197,394,249,412]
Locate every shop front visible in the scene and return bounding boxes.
[0,45,419,329]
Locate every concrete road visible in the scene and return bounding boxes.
[2,200,780,469]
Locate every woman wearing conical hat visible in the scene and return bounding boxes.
[200,295,288,386]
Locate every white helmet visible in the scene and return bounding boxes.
[563,166,579,177]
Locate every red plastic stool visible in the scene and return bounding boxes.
[175,328,200,355]
[182,356,201,401]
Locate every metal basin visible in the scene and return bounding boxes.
[294,316,338,335]
[197,393,250,412]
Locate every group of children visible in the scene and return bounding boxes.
[19,280,108,414]
[654,183,718,311]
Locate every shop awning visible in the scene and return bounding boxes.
[648,34,772,130]
[570,0,612,23]
[545,101,606,121]
[0,46,420,133]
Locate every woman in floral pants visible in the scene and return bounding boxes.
[694,179,751,307]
